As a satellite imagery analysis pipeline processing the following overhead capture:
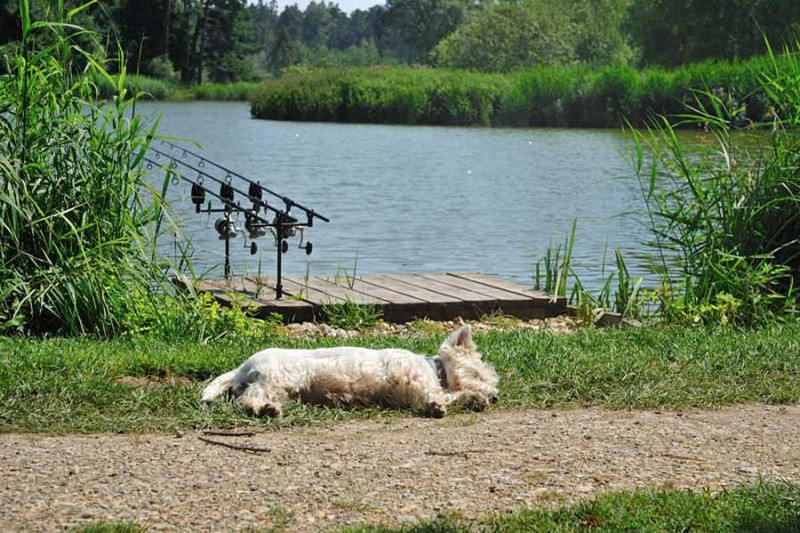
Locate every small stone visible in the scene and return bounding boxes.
[738,465,758,475]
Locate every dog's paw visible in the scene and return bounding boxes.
[425,402,447,418]
[257,403,282,418]
[242,402,282,418]
[460,392,490,411]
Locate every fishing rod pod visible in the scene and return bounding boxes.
[142,141,329,299]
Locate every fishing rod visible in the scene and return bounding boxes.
[158,139,330,224]
[147,147,317,246]
[144,154,317,294]
[148,146,283,218]
[143,155,271,224]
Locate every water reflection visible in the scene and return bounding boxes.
[138,101,666,291]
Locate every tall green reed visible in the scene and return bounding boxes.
[0,0,172,336]
[250,56,789,128]
[534,221,644,322]
[631,42,800,326]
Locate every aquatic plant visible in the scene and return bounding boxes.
[0,0,174,335]
[631,42,800,326]
[250,55,787,128]
[535,222,644,322]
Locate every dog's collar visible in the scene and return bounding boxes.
[427,357,448,389]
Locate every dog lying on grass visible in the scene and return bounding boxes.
[201,325,499,418]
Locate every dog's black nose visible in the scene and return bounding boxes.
[490,395,499,404]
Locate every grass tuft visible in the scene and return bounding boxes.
[342,482,800,532]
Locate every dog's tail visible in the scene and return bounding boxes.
[201,369,239,402]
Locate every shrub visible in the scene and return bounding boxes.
[0,1,174,336]
[147,54,178,81]
[250,55,794,128]
[631,43,800,326]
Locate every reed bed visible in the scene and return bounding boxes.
[250,55,787,127]
[90,75,260,101]
[631,42,800,326]
[0,0,183,336]
[90,73,182,100]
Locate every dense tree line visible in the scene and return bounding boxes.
[628,0,800,67]
[2,0,800,81]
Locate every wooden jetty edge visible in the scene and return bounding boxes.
[187,273,567,324]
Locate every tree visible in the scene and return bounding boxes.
[270,27,300,73]
[378,0,471,63]
[0,0,20,46]
[276,4,303,41]
[629,0,800,67]
[572,0,632,66]
[433,0,634,72]
[201,0,247,82]
[432,0,578,71]
[301,1,332,49]
[116,0,173,71]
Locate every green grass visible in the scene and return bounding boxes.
[2,325,800,433]
[90,74,260,101]
[342,483,800,532]
[71,483,800,532]
[249,54,788,128]
[322,300,384,330]
[630,41,800,327]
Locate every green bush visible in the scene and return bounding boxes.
[632,43,800,326]
[251,55,792,128]
[0,1,179,336]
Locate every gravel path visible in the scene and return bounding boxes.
[2,405,799,532]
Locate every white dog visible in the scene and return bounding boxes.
[201,325,499,418]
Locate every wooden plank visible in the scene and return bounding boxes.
[193,272,569,324]
[237,278,312,308]
[447,273,566,317]
[413,273,535,301]
[248,276,344,306]
[360,275,457,304]
[447,273,560,304]
[372,274,509,321]
[198,277,314,322]
[314,276,426,305]
[412,274,554,319]
[382,273,494,302]
[284,276,388,305]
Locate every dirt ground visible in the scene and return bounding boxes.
[2,405,799,532]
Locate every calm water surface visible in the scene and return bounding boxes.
[139,101,652,289]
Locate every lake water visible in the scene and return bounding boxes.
[137,101,654,290]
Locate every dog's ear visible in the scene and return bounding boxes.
[442,325,475,351]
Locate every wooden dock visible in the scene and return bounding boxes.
[192,273,567,323]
